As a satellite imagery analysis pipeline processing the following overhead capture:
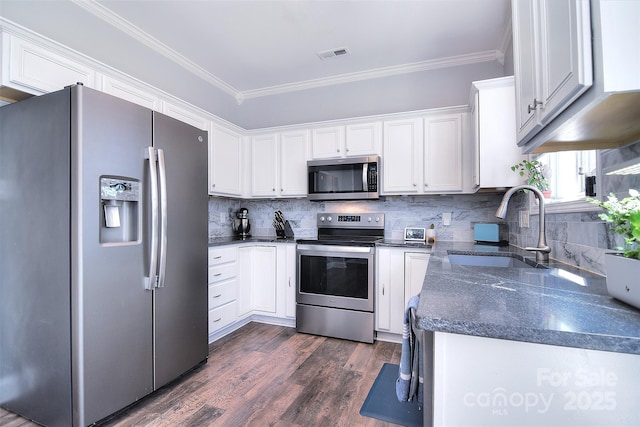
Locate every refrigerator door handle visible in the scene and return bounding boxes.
[145,146,159,290]
[156,148,168,288]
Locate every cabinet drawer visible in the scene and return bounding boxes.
[208,302,237,333]
[208,263,236,284]
[208,279,236,309]
[208,246,237,266]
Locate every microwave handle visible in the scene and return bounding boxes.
[362,163,368,191]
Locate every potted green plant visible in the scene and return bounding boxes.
[511,159,551,197]
[588,189,640,308]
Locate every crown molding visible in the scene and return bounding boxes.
[237,51,502,101]
[71,0,240,98]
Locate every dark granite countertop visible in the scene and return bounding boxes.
[208,236,296,247]
[415,241,640,355]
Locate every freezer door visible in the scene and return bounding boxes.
[152,112,208,389]
[74,86,154,425]
[0,89,74,427]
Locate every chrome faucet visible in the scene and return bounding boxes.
[495,185,550,263]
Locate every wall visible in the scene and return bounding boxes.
[209,192,507,242]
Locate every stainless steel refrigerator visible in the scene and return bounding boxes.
[0,85,209,426]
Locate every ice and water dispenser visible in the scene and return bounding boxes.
[99,177,139,244]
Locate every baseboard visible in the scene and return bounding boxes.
[208,314,295,344]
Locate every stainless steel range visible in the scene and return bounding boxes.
[296,213,384,343]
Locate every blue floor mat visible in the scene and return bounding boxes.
[359,363,423,427]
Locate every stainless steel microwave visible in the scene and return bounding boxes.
[307,156,379,201]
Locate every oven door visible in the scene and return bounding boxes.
[296,244,374,312]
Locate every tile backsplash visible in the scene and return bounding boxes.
[209,191,610,276]
[209,193,506,242]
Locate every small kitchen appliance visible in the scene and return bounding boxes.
[474,223,509,246]
[233,207,251,238]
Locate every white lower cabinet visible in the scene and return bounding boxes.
[376,247,430,335]
[237,245,277,316]
[208,246,238,334]
[277,243,297,319]
[250,246,277,313]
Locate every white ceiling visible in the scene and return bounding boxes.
[73,0,512,102]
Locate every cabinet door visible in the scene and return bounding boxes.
[473,78,525,188]
[345,122,382,156]
[251,133,279,197]
[382,118,423,194]
[375,247,405,334]
[284,244,297,318]
[5,34,96,95]
[279,130,310,197]
[251,246,277,313]
[162,101,208,131]
[237,247,253,316]
[101,76,161,111]
[375,248,392,331]
[538,0,592,124]
[404,252,430,308]
[512,0,541,141]
[424,114,463,192]
[209,125,242,196]
[311,126,345,159]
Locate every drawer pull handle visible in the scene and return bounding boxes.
[213,256,222,259]
[213,294,222,298]
[212,317,222,323]
[213,273,222,277]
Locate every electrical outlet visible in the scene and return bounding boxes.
[519,210,530,228]
[442,212,452,226]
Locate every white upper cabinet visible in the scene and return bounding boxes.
[162,102,209,131]
[311,126,345,159]
[2,33,95,95]
[101,75,161,111]
[470,77,525,189]
[512,0,592,145]
[279,129,310,197]
[345,122,382,157]
[423,113,463,193]
[209,125,243,196]
[250,130,309,198]
[251,133,279,197]
[381,118,423,194]
[311,122,381,159]
[382,111,465,195]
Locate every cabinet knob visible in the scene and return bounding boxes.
[212,183,215,187]
[337,149,340,152]
[413,183,417,187]
[272,188,276,192]
[281,188,283,192]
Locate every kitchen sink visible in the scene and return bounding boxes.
[447,253,546,269]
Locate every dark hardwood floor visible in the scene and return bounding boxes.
[1,322,401,426]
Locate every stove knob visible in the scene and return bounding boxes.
[320,216,325,222]
[327,216,332,222]
[376,217,380,222]
[367,217,372,222]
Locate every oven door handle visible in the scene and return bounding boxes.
[296,244,374,254]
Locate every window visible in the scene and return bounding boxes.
[531,150,598,213]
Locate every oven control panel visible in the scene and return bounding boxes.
[317,213,384,228]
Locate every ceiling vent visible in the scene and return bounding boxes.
[317,47,350,61]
